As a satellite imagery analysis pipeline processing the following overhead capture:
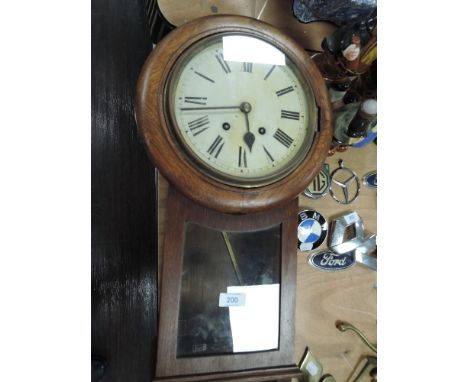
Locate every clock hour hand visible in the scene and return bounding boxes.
[240,102,255,152]
[179,105,241,111]
[243,131,255,153]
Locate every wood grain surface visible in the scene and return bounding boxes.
[158,142,376,381]
[91,1,157,381]
[294,143,377,381]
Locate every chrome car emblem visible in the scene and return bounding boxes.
[355,236,377,270]
[329,159,360,204]
[329,211,377,270]
[304,163,330,199]
[297,210,328,251]
[329,211,366,254]
[308,250,355,272]
[363,171,377,189]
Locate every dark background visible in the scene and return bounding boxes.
[91,0,158,381]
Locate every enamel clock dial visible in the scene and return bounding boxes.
[167,34,316,187]
[136,15,332,213]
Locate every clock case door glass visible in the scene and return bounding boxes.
[177,223,281,357]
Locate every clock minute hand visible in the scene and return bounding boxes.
[179,105,241,111]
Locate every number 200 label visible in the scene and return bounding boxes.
[219,293,246,307]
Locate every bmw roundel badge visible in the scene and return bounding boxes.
[297,210,328,251]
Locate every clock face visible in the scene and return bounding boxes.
[166,34,318,187]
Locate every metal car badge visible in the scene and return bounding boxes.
[355,237,377,270]
[329,159,360,204]
[329,211,366,254]
[297,210,328,251]
[304,163,330,199]
[363,171,377,189]
[329,211,377,270]
[308,250,355,272]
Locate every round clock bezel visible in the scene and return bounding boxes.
[135,15,333,214]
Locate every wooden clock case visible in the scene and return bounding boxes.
[135,15,332,382]
[156,188,301,382]
[135,15,332,215]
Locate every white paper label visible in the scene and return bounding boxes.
[218,293,246,307]
[227,284,280,352]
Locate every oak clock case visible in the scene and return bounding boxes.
[136,15,332,214]
[135,15,332,382]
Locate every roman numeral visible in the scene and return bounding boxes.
[264,65,276,80]
[194,71,215,83]
[281,110,300,120]
[263,146,274,162]
[188,115,209,136]
[238,146,247,167]
[276,86,294,97]
[184,96,207,105]
[215,53,231,74]
[273,128,294,148]
[207,135,224,158]
[242,62,253,73]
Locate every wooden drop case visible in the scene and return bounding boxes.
[134,15,332,382]
[155,188,301,381]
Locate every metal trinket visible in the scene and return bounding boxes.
[329,159,360,204]
[336,321,377,353]
[363,171,377,189]
[297,210,328,251]
[336,321,377,381]
[349,356,377,382]
[299,349,323,382]
[304,163,330,199]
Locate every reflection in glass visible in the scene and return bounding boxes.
[222,35,286,65]
[176,223,281,358]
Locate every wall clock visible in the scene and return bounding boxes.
[135,15,332,382]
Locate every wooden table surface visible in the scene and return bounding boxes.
[294,143,377,381]
[157,143,376,381]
